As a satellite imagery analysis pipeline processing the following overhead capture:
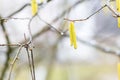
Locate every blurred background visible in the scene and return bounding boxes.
[0,0,120,80]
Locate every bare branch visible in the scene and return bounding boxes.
[7,3,42,17]
[28,16,36,44]
[64,4,120,22]
[0,43,20,47]
[0,17,12,80]
[29,49,36,80]
[7,0,52,18]
[8,46,23,80]
[26,47,34,80]
[37,15,62,35]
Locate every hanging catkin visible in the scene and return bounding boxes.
[31,0,38,16]
[118,63,120,80]
[69,22,77,49]
[116,0,120,28]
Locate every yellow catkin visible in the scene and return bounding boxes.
[71,23,77,49]
[69,22,73,46]
[118,63,120,80]
[116,0,120,28]
[118,18,120,28]
[73,31,77,49]
[69,22,77,49]
[31,0,38,16]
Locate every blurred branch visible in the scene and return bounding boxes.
[47,0,52,2]
[8,46,23,80]
[45,37,62,80]
[0,17,12,80]
[63,34,120,57]
[45,44,57,80]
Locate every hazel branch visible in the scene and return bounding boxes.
[64,4,120,22]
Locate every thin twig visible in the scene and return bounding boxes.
[0,44,20,47]
[37,15,62,35]
[0,17,30,21]
[8,46,23,80]
[26,47,34,80]
[64,4,120,22]
[7,0,52,18]
[30,49,36,80]
[23,33,34,80]
[7,3,43,18]
[28,16,36,43]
